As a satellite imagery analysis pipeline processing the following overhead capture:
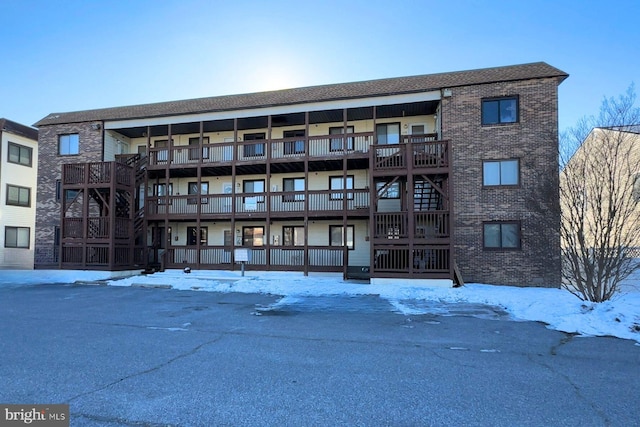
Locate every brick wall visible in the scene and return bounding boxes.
[34,122,103,267]
[442,77,563,287]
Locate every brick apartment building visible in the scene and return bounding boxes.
[33,62,568,286]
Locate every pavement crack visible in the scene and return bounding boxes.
[550,333,575,356]
[66,334,226,403]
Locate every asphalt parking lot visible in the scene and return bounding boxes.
[1,283,639,426]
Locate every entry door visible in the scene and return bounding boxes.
[155,227,171,249]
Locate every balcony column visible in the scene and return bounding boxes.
[164,124,172,268]
[108,162,117,269]
[407,144,415,275]
[304,111,310,276]
[231,118,237,271]
[266,115,272,270]
[342,108,348,279]
[196,121,204,269]
[143,125,151,269]
[369,106,377,276]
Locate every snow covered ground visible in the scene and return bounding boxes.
[1,269,639,343]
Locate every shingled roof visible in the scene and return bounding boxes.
[0,118,38,140]
[34,62,568,127]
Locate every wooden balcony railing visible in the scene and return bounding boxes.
[62,217,132,239]
[145,189,371,217]
[147,132,374,167]
[373,139,449,171]
[373,211,450,241]
[62,162,133,186]
[165,246,343,270]
[373,245,450,274]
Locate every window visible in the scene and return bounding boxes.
[483,159,519,186]
[376,181,400,199]
[5,226,30,248]
[409,124,426,135]
[8,142,32,167]
[243,226,264,247]
[243,132,266,157]
[329,126,354,151]
[283,178,305,202]
[6,184,31,207]
[330,225,354,249]
[483,222,520,249]
[154,140,169,162]
[187,226,208,246]
[59,134,79,155]
[243,180,265,204]
[482,97,519,125]
[376,123,400,145]
[283,226,305,246]
[283,130,305,155]
[154,183,173,204]
[188,137,210,160]
[187,181,209,204]
[330,175,354,200]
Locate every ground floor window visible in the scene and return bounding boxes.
[5,226,30,248]
[187,227,208,246]
[483,222,520,249]
[329,225,354,249]
[283,226,305,246]
[243,226,264,247]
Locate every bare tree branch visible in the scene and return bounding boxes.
[559,84,640,302]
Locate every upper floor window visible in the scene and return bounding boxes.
[187,181,209,204]
[376,181,400,199]
[188,137,210,160]
[59,134,79,155]
[6,184,31,207]
[329,126,354,151]
[330,175,354,200]
[243,133,266,157]
[482,97,519,125]
[483,159,519,186]
[376,123,400,145]
[283,130,306,155]
[483,222,520,250]
[283,178,305,202]
[5,226,30,248]
[8,142,33,167]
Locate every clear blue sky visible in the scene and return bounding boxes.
[1,0,638,133]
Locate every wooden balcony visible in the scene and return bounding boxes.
[372,138,449,176]
[373,245,450,278]
[373,211,450,243]
[145,189,371,219]
[165,246,344,272]
[62,217,132,240]
[62,162,133,187]
[146,132,374,169]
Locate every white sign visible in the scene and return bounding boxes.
[234,248,250,262]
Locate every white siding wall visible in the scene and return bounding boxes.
[0,131,38,269]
